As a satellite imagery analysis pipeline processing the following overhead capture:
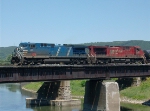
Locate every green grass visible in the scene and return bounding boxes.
[120,79,150,100]
[23,82,43,92]
[70,80,86,96]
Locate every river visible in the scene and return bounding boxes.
[0,83,150,111]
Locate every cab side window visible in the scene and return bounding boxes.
[137,48,140,51]
[30,44,35,49]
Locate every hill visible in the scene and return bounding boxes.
[0,46,16,60]
[83,40,150,50]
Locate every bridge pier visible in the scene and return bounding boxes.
[132,77,141,86]
[83,80,120,111]
[26,81,81,106]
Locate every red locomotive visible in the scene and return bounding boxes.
[88,46,146,64]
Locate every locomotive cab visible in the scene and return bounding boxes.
[134,46,145,56]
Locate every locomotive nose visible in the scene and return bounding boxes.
[144,50,150,59]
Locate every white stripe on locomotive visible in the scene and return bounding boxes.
[67,47,72,56]
[56,47,61,56]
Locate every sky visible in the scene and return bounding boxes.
[0,0,150,47]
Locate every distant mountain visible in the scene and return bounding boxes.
[0,40,150,60]
[0,46,16,60]
[83,40,150,50]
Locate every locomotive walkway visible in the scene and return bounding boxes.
[0,64,150,83]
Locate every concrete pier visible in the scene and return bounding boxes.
[83,80,120,111]
[26,81,81,106]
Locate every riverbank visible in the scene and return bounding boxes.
[22,86,149,104]
[21,87,37,93]
[22,79,150,105]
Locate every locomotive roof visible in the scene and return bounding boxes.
[20,42,55,45]
[19,42,87,47]
[63,44,87,47]
[89,45,141,47]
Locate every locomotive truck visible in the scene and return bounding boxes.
[11,42,150,65]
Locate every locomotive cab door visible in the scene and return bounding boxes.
[28,44,36,57]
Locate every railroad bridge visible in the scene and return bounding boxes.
[0,64,150,111]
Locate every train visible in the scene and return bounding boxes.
[11,42,150,65]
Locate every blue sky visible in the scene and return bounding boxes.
[0,0,150,47]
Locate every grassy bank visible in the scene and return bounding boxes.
[70,80,85,96]
[120,79,150,100]
[23,82,43,92]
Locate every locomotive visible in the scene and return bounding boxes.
[11,42,150,65]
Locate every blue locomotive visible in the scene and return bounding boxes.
[11,42,89,65]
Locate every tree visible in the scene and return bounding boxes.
[5,55,12,62]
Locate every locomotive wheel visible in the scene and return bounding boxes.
[11,58,20,66]
[82,60,87,65]
[77,61,80,65]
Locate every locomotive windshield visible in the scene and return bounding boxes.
[19,43,28,47]
[94,48,106,55]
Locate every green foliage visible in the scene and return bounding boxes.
[6,55,12,62]
[0,55,11,65]
[120,79,150,100]
[71,80,85,96]
[80,80,86,87]
[0,46,16,65]
[0,46,16,60]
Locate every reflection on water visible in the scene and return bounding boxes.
[0,83,150,111]
[28,105,82,111]
[0,83,21,92]
[0,83,32,111]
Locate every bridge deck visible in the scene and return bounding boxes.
[0,64,150,83]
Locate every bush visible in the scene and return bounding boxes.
[80,80,86,87]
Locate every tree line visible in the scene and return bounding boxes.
[0,55,11,65]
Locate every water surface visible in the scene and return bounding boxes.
[0,83,150,111]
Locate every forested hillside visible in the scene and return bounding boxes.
[0,46,16,60]
[83,40,150,50]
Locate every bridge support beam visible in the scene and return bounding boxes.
[83,81,120,111]
[132,77,141,86]
[26,81,81,106]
